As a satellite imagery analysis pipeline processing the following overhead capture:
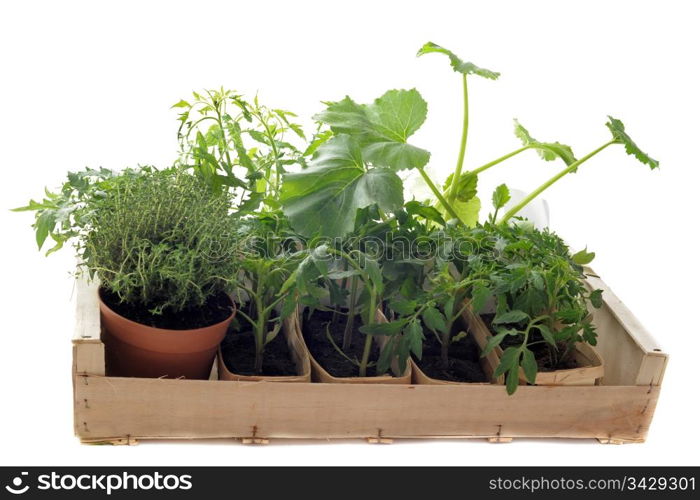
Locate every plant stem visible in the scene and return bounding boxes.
[418,167,461,223]
[358,289,377,377]
[469,146,530,176]
[447,74,469,205]
[342,275,359,350]
[498,141,615,224]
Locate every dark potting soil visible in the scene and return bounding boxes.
[220,320,298,377]
[481,313,579,372]
[302,309,382,378]
[100,288,233,330]
[415,326,489,383]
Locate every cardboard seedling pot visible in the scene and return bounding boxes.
[217,310,311,382]
[295,308,411,384]
[464,304,604,387]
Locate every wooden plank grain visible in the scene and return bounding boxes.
[75,376,658,443]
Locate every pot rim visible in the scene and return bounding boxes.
[98,287,236,334]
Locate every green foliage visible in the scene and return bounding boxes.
[605,116,659,169]
[13,167,125,255]
[513,119,577,165]
[279,135,404,238]
[174,88,311,207]
[281,89,430,238]
[233,212,306,374]
[417,42,500,80]
[85,168,238,314]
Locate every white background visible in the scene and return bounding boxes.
[1,0,698,466]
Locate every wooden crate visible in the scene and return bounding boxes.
[72,270,667,445]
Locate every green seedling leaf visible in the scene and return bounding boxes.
[405,200,446,225]
[470,283,491,314]
[494,346,521,378]
[492,183,511,211]
[417,42,500,79]
[407,319,424,359]
[493,309,528,325]
[521,348,537,384]
[422,306,448,334]
[536,324,556,346]
[589,289,603,308]
[513,119,577,165]
[360,320,407,336]
[389,298,418,315]
[506,364,520,395]
[483,329,509,355]
[606,116,659,169]
[572,247,595,265]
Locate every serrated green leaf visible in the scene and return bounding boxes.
[506,365,520,395]
[407,319,424,359]
[404,200,446,225]
[536,324,556,346]
[513,119,577,165]
[470,284,491,314]
[171,99,190,109]
[495,346,521,378]
[589,289,603,308]
[521,348,537,384]
[389,298,417,315]
[417,42,500,79]
[493,309,528,325]
[572,247,595,265]
[483,329,508,355]
[492,183,511,210]
[423,306,448,334]
[606,116,659,169]
[360,320,407,336]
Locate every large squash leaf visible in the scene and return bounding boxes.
[280,135,403,237]
[313,89,430,170]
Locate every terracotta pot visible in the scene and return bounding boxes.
[217,308,311,382]
[295,308,412,384]
[100,289,236,379]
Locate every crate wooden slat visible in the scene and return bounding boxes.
[72,271,667,444]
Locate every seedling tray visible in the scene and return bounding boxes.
[72,270,667,445]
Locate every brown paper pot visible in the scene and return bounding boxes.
[100,290,235,379]
[467,303,605,386]
[295,309,411,384]
[410,303,501,385]
[217,312,311,382]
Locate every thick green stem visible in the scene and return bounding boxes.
[447,74,469,205]
[469,146,530,176]
[342,275,359,350]
[418,167,461,223]
[358,290,377,377]
[253,291,265,375]
[498,141,615,224]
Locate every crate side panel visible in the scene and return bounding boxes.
[75,377,657,442]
